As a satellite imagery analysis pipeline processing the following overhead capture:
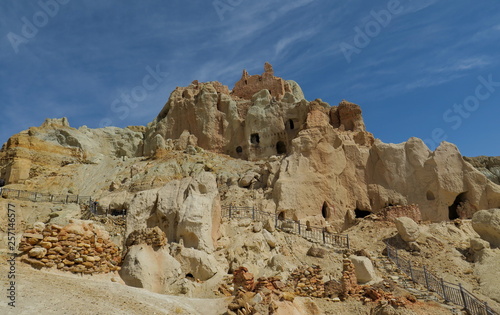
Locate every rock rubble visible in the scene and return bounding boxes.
[18,220,121,274]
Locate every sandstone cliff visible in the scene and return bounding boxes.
[1,63,500,227]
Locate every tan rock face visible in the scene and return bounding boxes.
[472,209,500,247]
[273,132,500,225]
[2,63,500,232]
[464,155,500,184]
[0,118,144,184]
[126,171,221,253]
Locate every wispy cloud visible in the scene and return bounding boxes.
[401,0,439,14]
[278,0,316,14]
[274,30,316,56]
[432,57,492,73]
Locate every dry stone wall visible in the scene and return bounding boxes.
[376,204,421,222]
[18,220,121,274]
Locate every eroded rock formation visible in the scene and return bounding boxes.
[1,63,500,228]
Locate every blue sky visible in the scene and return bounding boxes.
[1,0,499,156]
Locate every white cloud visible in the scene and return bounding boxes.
[274,30,315,55]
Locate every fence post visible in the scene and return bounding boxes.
[484,302,490,315]
[408,261,414,282]
[395,247,399,266]
[322,228,326,244]
[346,234,350,249]
[18,190,21,198]
[229,205,232,219]
[65,195,69,204]
[441,278,448,302]
[275,213,278,229]
[34,192,38,202]
[76,195,79,204]
[297,221,301,235]
[50,195,54,202]
[252,206,255,220]
[459,283,468,312]
[423,266,430,290]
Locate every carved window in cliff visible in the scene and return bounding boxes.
[236,146,243,155]
[288,119,295,130]
[426,191,435,201]
[276,141,287,155]
[250,133,260,144]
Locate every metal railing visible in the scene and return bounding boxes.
[222,205,349,249]
[0,187,92,205]
[385,241,497,315]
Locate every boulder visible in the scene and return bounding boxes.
[268,254,295,272]
[349,255,378,284]
[239,172,258,188]
[394,217,420,242]
[173,247,220,281]
[119,244,181,294]
[263,218,276,232]
[470,237,491,252]
[262,229,277,248]
[28,247,47,259]
[469,237,491,262]
[33,222,46,232]
[306,245,327,258]
[252,222,263,233]
[472,209,500,247]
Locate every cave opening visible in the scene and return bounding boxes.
[449,192,467,220]
[236,146,243,154]
[288,119,295,130]
[278,211,285,220]
[322,202,331,219]
[250,133,260,144]
[354,208,371,218]
[276,141,287,155]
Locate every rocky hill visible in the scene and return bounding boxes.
[464,156,500,184]
[1,63,500,315]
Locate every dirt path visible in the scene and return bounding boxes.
[0,259,229,315]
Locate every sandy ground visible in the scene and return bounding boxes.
[0,258,229,315]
